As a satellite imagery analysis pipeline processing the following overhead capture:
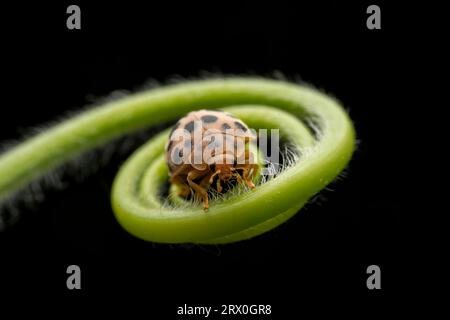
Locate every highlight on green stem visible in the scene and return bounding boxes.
[0,77,355,243]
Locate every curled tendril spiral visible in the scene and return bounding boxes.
[0,78,355,243]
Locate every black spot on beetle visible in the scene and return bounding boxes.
[221,123,231,130]
[234,121,248,131]
[185,121,195,133]
[201,115,218,123]
[172,147,182,162]
[176,147,184,158]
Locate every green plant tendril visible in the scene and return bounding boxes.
[0,78,355,243]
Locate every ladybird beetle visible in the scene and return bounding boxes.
[165,110,258,209]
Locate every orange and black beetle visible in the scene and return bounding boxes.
[165,110,258,209]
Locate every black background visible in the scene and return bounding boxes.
[0,0,427,316]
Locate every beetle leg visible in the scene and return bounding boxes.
[235,150,258,189]
[199,172,213,189]
[233,172,244,184]
[240,164,257,189]
[216,178,223,193]
[209,170,221,184]
[187,170,209,210]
